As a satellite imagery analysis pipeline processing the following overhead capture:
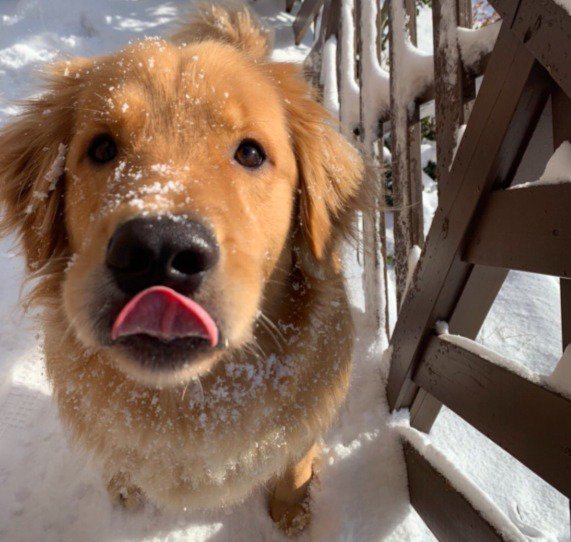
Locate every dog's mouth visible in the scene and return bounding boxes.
[109,286,221,372]
[112,285,219,346]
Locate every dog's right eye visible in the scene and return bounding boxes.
[87,135,117,164]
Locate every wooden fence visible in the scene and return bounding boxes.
[293,0,495,325]
[293,0,571,538]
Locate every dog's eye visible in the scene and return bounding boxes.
[87,135,117,164]
[234,139,266,169]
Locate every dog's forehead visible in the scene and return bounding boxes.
[76,40,282,133]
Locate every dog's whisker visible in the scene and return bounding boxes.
[256,311,285,352]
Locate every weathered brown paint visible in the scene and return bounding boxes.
[387,28,550,410]
[404,442,506,541]
[464,184,571,278]
[293,0,326,45]
[410,265,508,432]
[389,0,424,307]
[413,334,571,498]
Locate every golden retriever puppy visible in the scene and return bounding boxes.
[0,3,364,535]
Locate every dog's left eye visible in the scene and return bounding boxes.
[87,135,118,164]
[234,139,266,169]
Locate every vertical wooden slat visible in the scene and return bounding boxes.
[293,0,327,45]
[410,389,443,432]
[551,86,571,350]
[358,0,387,333]
[389,0,424,308]
[404,0,424,257]
[551,80,571,532]
[458,0,476,120]
[431,0,466,192]
[303,0,341,86]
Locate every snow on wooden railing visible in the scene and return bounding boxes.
[294,0,499,316]
[385,0,571,536]
[294,0,571,538]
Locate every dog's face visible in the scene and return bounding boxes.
[0,21,363,387]
[62,40,300,384]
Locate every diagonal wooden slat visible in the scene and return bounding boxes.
[488,0,521,24]
[387,26,551,410]
[464,184,571,278]
[404,442,506,541]
[413,334,571,498]
[491,0,571,99]
[410,265,508,432]
[293,0,325,45]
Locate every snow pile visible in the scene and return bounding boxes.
[320,37,339,118]
[338,0,360,135]
[512,140,571,189]
[553,0,571,15]
[457,21,500,69]
[546,345,571,398]
[538,141,571,184]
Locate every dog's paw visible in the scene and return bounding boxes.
[107,473,145,510]
[269,494,311,537]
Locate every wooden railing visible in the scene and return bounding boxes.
[386,0,571,538]
[293,0,571,538]
[293,0,497,322]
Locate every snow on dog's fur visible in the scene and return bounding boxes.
[0,3,364,534]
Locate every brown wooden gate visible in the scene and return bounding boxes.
[386,0,571,538]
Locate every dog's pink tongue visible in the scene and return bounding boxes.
[111,286,218,346]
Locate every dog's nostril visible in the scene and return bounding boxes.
[106,241,153,275]
[123,249,154,274]
[171,250,210,276]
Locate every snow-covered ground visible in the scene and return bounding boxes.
[0,1,568,541]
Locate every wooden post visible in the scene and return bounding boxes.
[389,0,424,308]
[551,86,571,350]
[551,80,571,536]
[357,0,388,335]
[431,0,469,194]
[303,0,341,86]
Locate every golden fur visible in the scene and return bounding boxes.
[0,3,364,533]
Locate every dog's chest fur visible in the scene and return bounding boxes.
[44,276,353,508]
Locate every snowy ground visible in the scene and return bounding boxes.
[0,1,569,541]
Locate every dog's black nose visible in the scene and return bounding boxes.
[105,216,219,296]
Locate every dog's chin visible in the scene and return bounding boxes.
[108,336,225,387]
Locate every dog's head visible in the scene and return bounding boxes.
[0,5,363,386]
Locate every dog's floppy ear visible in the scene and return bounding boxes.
[0,60,87,273]
[171,3,272,60]
[267,63,364,261]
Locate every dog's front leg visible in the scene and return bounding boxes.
[269,442,319,535]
